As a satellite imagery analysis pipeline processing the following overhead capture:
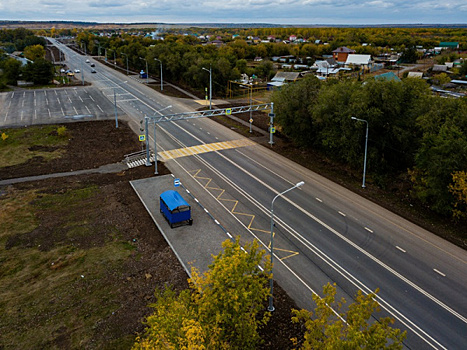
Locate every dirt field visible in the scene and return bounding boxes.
[0,120,302,349]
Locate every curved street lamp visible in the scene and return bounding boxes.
[268,181,305,312]
[351,117,369,188]
[202,65,212,110]
[122,53,129,75]
[154,58,163,91]
[146,105,172,174]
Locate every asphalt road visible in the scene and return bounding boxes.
[1,38,466,349]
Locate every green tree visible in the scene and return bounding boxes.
[459,61,467,77]
[272,75,322,147]
[134,238,271,349]
[399,47,419,64]
[22,58,54,85]
[411,97,467,215]
[292,283,406,349]
[3,58,22,85]
[23,44,46,61]
[450,171,467,219]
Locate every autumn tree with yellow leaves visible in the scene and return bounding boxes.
[133,238,271,349]
[292,283,406,350]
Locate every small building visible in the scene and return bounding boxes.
[267,71,300,89]
[206,40,224,47]
[407,72,424,78]
[432,65,448,72]
[345,54,372,68]
[374,72,401,82]
[439,42,459,50]
[332,47,356,63]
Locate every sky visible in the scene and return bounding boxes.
[0,0,466,25]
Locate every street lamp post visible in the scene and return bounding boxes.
[114,81,128,128]
[122,53,129,75]
[202,65,212,110]
[139,57,149,84]
[146,105,172,174]
[268,181,305,312]
[351,117,369,188]
[249,83,253,133]
[154,58,163,91]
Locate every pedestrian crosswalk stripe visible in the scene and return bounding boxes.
[159,139,255,160]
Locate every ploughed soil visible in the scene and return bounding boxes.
[0,120,303,349]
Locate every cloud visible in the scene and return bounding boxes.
[0,0,466,24]
[88,0,126,8]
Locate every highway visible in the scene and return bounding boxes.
[1,38,466,349]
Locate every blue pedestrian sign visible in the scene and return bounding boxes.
[139,135,146,142]
[174,178,181,187]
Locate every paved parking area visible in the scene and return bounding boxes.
[130,174,229,275]
[0,86,117,127]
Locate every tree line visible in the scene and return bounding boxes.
[272,76,467,219]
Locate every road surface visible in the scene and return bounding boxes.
[1,38,466,349]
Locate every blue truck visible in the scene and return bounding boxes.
[160,190,193,228]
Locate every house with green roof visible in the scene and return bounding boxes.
[439,42,459,49]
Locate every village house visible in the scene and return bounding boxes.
[332,47,356,63]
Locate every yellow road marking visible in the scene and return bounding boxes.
[188,168,300,261]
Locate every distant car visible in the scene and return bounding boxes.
[67,71,75,76]
[60,68,66,73]
[74,69,80,73]
[90,63,95,67]
[86,59,90,63]
[91,69,96,73]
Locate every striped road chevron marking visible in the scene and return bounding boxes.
[158,138,256,161]
[188,168,299,261]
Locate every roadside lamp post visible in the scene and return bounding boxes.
[139,57,149,84]
[81,60,84,86]
[122,53,129,75]
[268,181,305,312]
[351,117,369,188]
[154,58,163,91]
[202,65,212,110]
[146,105,172,174]
[113,81,127,128]
[249,83,253,133]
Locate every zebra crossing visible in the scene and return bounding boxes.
[158,138,256,161]
[126,154,155,168]
[125,138,255,168]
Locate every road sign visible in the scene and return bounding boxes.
[268,113,275,118]
[249,118,253,123]
[226,108,232,115]
[139,135,146,142]
[270,127,276,134]
[174,178,181,187]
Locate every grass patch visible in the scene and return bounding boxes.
[0,184,135,349]
[0,188,39,245]
[0,243,131,349]
[0,125,69,167]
